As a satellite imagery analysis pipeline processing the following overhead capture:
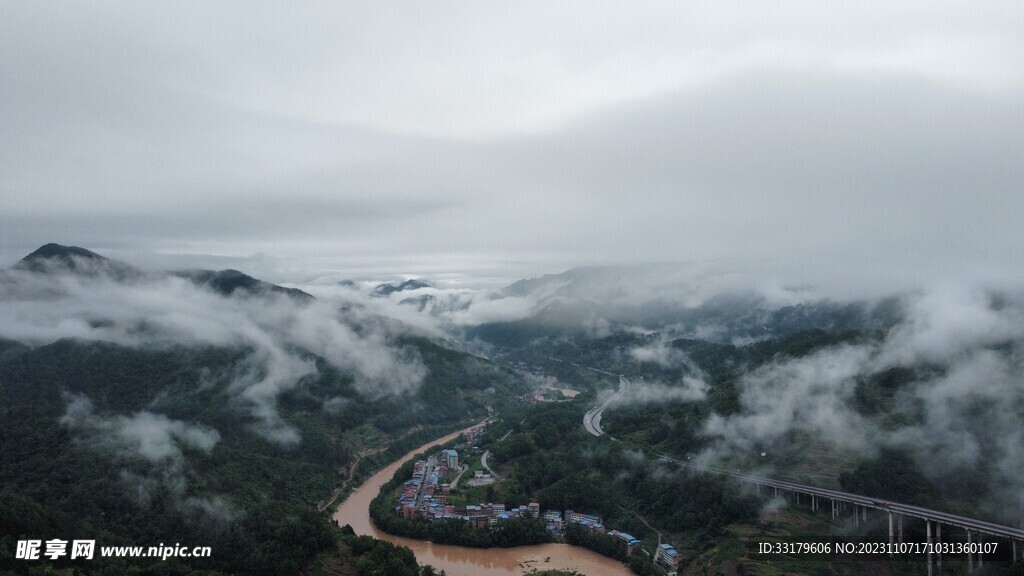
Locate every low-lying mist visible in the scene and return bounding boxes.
[0,261,430,446]
[692,285,1024,523]
[6,250,1023,525]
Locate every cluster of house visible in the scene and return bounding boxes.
[543,510,643,557]
[396,451,541,527]
[396,449,464,520]
[396,453,447,514]
[393,447,683,572]
[460,425,485,448]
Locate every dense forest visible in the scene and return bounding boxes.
[597,329,1002,522]
[0,333,525,574]
[456,321,1024,574]
[480,402,759,542]
[329,525,441,576]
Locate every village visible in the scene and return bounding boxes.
[390,426,684,574]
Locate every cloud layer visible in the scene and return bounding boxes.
[60,393,234,521]
[62,394,221,464]
[0,266,428,444]
[2,2,1023,292]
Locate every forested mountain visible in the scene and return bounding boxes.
[5,246,1024,574]
[481,292,1024,532]
[172,269,314,300]
[7,243,313,301]
[459,265,902,349]
[0,245,525,575]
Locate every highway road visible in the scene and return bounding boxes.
[584,376,629,437]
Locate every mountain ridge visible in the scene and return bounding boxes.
[8,243,313,300]
[372,278,431,297]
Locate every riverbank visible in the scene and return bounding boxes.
[332,423,633,576]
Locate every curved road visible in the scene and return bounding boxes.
[449,464,469,490]
[584,376,629,437]
[479,449,502,480]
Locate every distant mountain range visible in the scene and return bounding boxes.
[9,245,901,342]
[372,278,431,297]
[8,243,313,300]
[416,265,903,343]
[173,269,312,300]
[14,243,141,280]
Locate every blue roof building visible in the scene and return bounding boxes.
[656,543,683,572]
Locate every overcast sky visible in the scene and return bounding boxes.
[2,1,1022,291]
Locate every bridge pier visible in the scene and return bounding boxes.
[888,511,894,556]
[967,529,973,572]
[656,451,1023,569]
[926,520,932,576]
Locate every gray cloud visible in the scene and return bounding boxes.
[1,2,1022,295]
[447,295,538,326]
[630,338,697,370]
[698,285,1024,521]
[615,377,709,406]
[117,411,220,462]
[61,393,221,464]
[702,344,876,455]
[61,393,237,521]
[877,285,1024,366]
[2,266,428,444]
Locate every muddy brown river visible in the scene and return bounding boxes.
[333,424,633,576]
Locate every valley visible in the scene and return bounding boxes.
[3,245,1024,576]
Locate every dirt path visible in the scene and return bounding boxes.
[619,505,662,549]
[319,446,387,511]
[449,464,469,490]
